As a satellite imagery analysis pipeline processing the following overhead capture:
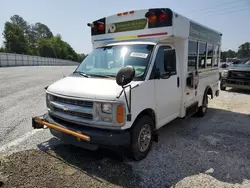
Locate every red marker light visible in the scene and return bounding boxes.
[98,22,104,30]
[149,15,157,24]
[159,13,167,22]
[145,11,157,24]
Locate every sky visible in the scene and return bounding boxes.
[0,0,249,54]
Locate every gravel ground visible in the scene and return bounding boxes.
[0,66,250,188]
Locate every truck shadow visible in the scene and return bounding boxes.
[226,88,250,94]
[39,107,250,188]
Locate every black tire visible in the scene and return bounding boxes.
[220,83,226,91]
[196,92,208,117]
[129,115,154,161]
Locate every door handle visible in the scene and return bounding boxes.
[177,77,180,87]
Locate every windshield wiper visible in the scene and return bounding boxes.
[73,71,89,78]
[90,74,116,78]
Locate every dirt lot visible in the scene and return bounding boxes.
[0,89,250,188]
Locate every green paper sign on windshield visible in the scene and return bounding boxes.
[108,18,147,33]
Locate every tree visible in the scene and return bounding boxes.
[0,47,5,52]
[37,38,55,58]
[237,42,250,58]
[3,22,30,54]
[33,22,53,39]
[25,23,54,55]
[2,14,83,61]
[77,53,86,62]
[37,35,79,61]
[10,15,29,34]
[26,24,39,55]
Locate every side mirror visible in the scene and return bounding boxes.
[116,66,135,86]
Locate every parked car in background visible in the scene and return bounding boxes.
[220,62,250,90]
[245,60,250,65]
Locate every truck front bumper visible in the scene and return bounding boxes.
[32,114,131,148]
[221,78,250,90]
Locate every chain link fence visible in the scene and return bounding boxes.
[0,53,80,67]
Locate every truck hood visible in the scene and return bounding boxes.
[227,65,250,71]
[47,75,136,100]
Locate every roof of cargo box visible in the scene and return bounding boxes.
[87,8,222,48]
[88,8,174,47]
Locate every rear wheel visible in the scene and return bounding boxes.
[129,115,154,161]
[196,92,208,117]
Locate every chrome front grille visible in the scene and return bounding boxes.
[48,94,94,122]
[229,71,250,80]
[53,95,93,108]
[53,106,93,120]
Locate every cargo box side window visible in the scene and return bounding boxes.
[198,42,206,69]
[213,44,220,67]
[188,40,198,72]
[206,44,213,68]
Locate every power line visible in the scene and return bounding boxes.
[198,3,248,16]
[198,6,250,17]
[186,0,245,14]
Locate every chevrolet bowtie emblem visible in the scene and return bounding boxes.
[62,106,68,111]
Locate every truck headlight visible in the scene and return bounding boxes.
[221,70,228,77]
[95,102,125,125]
[101,103,113,114]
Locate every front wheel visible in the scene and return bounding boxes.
[129,115,154,161]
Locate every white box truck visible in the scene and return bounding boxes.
[32,8,222,160]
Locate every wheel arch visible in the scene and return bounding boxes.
[132,108,156,129]
[131,108,158,142]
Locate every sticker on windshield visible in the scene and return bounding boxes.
[130,52,148,58]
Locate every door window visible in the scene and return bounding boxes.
[150,46,177,79]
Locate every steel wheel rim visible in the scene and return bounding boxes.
[137,124,152,152]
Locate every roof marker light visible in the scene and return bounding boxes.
[159,12,167,22]
[117,13,122,16]
[97,22,105,30]
[129,10,135,14]
[145,11,157,24]
[123,12,128,15]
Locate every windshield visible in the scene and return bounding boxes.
[75,44,154,80]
